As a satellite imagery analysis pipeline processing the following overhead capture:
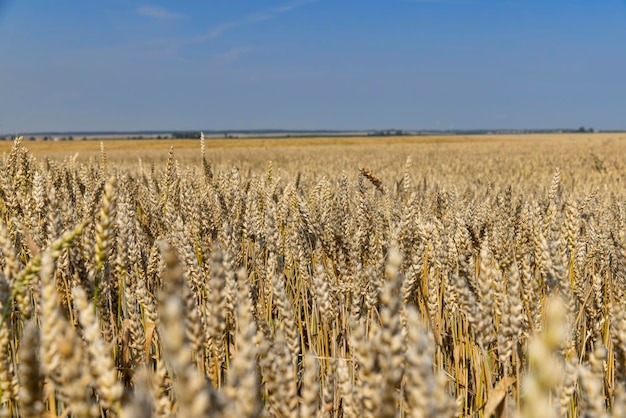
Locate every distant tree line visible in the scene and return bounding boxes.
[172,132,203,139]
[128,135,172,139]
[368,129,409,136]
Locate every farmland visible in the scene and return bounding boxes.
[1,133,626,417]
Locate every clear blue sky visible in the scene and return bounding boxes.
[1,0,625,133]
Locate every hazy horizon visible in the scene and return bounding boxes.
[2,0,626,133]
[2,127,617,137]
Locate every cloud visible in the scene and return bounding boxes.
[137,5,185,20]
[193,0,318,43]
[212,47,256,65]
[274,0,318,13]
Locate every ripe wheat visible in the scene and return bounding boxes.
[0,136,624,417]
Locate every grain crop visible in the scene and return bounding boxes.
[0,134,626,417]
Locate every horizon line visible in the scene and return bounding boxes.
[1,127,615,136]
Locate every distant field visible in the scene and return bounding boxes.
[2,132,625,194]
[0,134,485,156]
[1,132,624,165]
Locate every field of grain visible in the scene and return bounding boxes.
[1,133,626,417]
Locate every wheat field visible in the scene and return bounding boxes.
[1,133,626,417]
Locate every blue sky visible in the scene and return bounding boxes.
[1,0,625,133]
